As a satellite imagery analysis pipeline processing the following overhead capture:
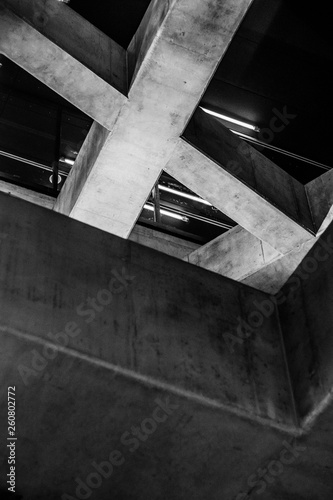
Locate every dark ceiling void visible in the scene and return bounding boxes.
[69,0,151,48]
[0,55,92,196]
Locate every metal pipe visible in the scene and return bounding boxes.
[0,149,67,175]
[231,130,332,171]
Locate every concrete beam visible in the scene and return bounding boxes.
[53,120,110,218]
[0,0,127,129]
[0,180,55,209]
[185,169,333,293]
[129,224,199,260]
[185,225,281,281]
[306,168,333,234]
[166,109,315,254]
[185,225,318,294]
[241,169,333,292]
[241,237,318,293]
[54,0,254,237]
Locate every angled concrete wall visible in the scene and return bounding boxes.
[0,192,303,499]
[278,221,333,425]
[0,193,294,426]
[2,194,333,499]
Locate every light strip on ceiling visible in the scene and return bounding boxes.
[144,204,189,222]
[158,185,212,206]
[59,157,75,166]
[200,107,260,132]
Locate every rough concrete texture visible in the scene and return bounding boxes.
[129,224,199,259]
[237,170,333,293]
[49,0,253,237]
[185,225,281,282]
[0,1,127,129]
[0,180,55,210]
[166,108,315,255]
[184,110,313,231]
[2,0,127,94]
[0,193,333,499]
[278,219,333,424]
[184,166,333,294]
[0,194,295,428]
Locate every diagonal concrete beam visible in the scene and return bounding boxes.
[241,236,318,293]
[54,0,254,237]
[185,169,333,293]
[0,0,127,129]
[184,225,281,282]
[240,169,333,292]
[185,225,316,294]
[166,108,315,254]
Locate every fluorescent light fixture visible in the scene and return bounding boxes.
[200,107,260,132]
[144,204,189,222]
[158,185,212,206]
[59,157,75,166]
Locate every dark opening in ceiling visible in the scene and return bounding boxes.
[0,55,92,195]
[69,0,151,49]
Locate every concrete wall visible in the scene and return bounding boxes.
[129,224,199,259]
[1,194,333,498]
[278,221,333,424]
[0,192,300,498]
[0,193,294,425]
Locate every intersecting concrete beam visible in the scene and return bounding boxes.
[0,0,127,129]
[54,0,254,237]
[241,237,317,293]
[185,225,281,281]
[243,171,333,292]
[240,169,333,292]
[185,169,333,293]
[166,108,315,254]
[129,224,199,259]
[185,225,316,294]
